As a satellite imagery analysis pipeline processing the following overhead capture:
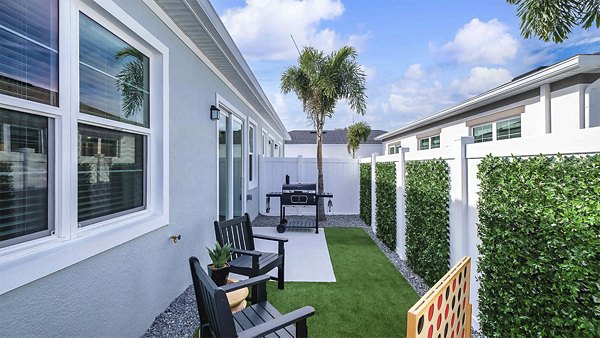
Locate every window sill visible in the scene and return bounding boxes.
[0,211,168,295]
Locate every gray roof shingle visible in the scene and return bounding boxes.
[286,129,386,145]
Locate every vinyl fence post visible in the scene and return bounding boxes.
[395,148,408,260]
[297,155,303,182]
[448,136,473,265]
[370,153,377,234]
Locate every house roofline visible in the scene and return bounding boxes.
[376,54,600,141]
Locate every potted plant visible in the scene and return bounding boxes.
[207,242,232,286]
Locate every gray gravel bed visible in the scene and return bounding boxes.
[143,214,482,337]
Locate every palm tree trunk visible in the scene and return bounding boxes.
[316,129,326,221]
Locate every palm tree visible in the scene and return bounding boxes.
[281,46,367,220]
[115,46,146,118]
[347,122,372,159]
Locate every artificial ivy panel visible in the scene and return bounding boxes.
[405,159,450,286]
[477,155,600,337]
[359,163,371,226]
[376,162,396,250]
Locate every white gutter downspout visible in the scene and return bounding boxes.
[584,78,600,128]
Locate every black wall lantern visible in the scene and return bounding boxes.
[210,105,220,120]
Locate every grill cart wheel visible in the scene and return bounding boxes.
[277,224,286,233]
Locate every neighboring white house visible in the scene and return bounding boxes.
[377,53,600,150]
[0,0,288,336]
[285,129,386,159]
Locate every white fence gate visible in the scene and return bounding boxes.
[259,156,360,216]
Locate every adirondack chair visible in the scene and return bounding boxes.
[189,256,315,338]
[214,213,287,303]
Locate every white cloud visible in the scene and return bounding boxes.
[220,0,368,61]
[360,65,377,81]
[442,18,519,65]
[451,67,513,96]
[403,64,426,80]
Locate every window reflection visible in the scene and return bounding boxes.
[79,14,149,127]
[0,108,50,246]
[0,0,59,105]
[78,124,144,223]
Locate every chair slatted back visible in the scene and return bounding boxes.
[189,257,237,338]
[214,213,255,260]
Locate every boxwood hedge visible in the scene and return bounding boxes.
[477,154,600,337]
[359,163,371,226]
[375,162,396,249]
[405,159,450,286]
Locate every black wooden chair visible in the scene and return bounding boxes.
[190,256,315,338]
[214,213,287,303]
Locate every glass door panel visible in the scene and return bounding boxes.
[232,118,243,217]
[218,114,228,221]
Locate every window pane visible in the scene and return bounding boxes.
[0,0,59,105]
[0,108,51,247]
[431,135,440,149]
[248,154,253,182]
[78,124,145,223]
[497,117,521,140]
[419,138,429,150]
[79,14,149,127]
[473,124,493,143]
[249,126,254,153]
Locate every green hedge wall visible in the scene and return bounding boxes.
[477,155,600,337]
[375,162,396,249]
[405,159,450,286]
[359,163,371,226]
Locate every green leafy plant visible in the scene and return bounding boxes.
[376,162,396,249]
[507,0,600,43]
[405,159,450,286]
[346,122,371,158]
[360,163,371,226]
[477,154,600,337]
[207,242,232,269]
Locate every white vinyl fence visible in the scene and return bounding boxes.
[259,156,359,216]
[360,127,600,331]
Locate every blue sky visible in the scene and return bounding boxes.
[212,0,600,132]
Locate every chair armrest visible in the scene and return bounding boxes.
[231,248,262,257]
[221,275,270,293]
[237,306,315,338]
[253,234,289,243]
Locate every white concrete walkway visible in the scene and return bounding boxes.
[233,227,336,282]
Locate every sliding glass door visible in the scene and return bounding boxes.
[217,109,245,221]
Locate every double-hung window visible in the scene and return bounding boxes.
[0,0,168,292]
[77,13,148,225]
[388,144,401,154]
[0,1,58,247]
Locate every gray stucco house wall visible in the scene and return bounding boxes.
[0,0,287,336]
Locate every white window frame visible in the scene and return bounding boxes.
[388,142,401,154]
[248,118,257,190]
[417,134,440,151]
[0,0,170,295]
[471,123,493,143]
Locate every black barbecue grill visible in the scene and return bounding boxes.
[266,178,333,233]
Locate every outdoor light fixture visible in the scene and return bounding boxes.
[210,105,220,120]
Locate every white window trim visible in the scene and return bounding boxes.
[471,122,494,143]
[0,0,170,295]
[248,118,257,190]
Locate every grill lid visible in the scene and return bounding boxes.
[282,182,316,192]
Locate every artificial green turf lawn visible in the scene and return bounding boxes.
[265,227,420,338]
[192,227,419,338]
